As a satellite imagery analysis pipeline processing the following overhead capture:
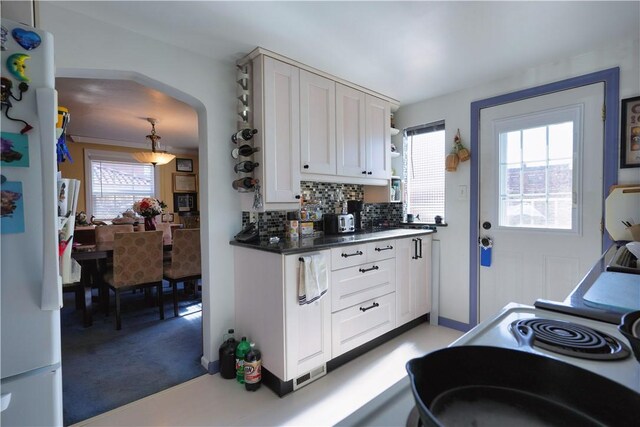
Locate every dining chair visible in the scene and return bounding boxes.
[94,224,134,243]
[163,228,201,317]
[104,230,165,330]
[155,222,173,244]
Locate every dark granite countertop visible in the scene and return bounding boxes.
[229,228,436,255]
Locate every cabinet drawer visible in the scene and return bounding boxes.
[367,239,396,262]
[331,292,396,358]
[331,258,395,312]
[331,244,368,270]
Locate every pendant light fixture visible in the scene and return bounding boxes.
[132,118,176,166]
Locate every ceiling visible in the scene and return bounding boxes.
[51,1,639,150]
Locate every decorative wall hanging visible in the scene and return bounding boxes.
[1,179,25,234]
[172,173,198,193]
[6,53,31,82]
[454,129,470,162]
[11,28,41,51]
[1,77,32,134]
[1,131,29,167]
[620,95,640,168]
[175,158,193,172]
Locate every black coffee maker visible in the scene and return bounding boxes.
[347,200,364,232]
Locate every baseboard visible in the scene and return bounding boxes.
[327,314,429,372]
[203,356,218,375]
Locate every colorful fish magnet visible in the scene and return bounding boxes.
[11,28,41,50]
[0,26,7,51]
[7,53,31,82]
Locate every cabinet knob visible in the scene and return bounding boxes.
[362,171,367,174]
[303,164,309,169]
[295,195,301,200]
[367,171,372,175]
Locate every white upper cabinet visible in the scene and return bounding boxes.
[300,70,336,176]
[337,86,391,179]
[336,83,367,177]
[365,94,392,179]
[262,56,301,204]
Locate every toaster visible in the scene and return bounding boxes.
[324,213,355,234]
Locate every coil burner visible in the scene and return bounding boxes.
[510,318,630,360]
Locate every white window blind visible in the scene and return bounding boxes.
[406,121,446,222]
[90,159,155,220]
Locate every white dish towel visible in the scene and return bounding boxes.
[298,253,328,305]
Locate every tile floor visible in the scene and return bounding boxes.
[72,323,462,427]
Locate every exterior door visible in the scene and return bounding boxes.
[478,83,604,321]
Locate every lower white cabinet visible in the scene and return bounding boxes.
[396,235,432,327]
[233,233,431,385]
[233,247,331,382]
[331,292,396,357]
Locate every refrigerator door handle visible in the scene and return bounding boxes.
[36,87,62,310]
[1,393,11,412]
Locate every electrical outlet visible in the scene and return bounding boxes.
[458,185,468,200]
[249,211,257,223]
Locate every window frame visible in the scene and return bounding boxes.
[404,120,446,223]
[84,149,160,220]
[492,104,583,234]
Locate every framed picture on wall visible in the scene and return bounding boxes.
[173,192,197,212]
[172,173,198,192]
[176,158,193,172]
[621,95,640,168]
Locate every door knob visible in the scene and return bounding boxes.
[482,221,492,230]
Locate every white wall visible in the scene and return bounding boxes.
[37,3,240,368]
[395,38,640,325]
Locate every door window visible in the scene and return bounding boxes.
[495,106,582,231]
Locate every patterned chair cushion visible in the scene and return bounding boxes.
[110,231,163,287]
[164,228,201,279]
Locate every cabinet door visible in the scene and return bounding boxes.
[284,252,332,380]
[414,235,432,317]
[336,84,367,177]
[395,237,415,326]
[300,70,336,175]
[263,57,301,203]
[365,94,391,179]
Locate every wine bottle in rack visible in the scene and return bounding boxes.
[232,144,260,159]
[232,128,258,144]
[232,177,258,191]
[234,160,260,173]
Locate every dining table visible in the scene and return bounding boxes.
[71,241,172,327]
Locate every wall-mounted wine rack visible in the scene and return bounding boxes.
[233,62,262,208]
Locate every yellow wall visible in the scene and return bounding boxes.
[58,142,199,220]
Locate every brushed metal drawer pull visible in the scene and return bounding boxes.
[341,251,363,258]
[360,302,379,312]
[375,245,393,252]
[359,265,379,273]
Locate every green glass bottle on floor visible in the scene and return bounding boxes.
[235,337,251,383]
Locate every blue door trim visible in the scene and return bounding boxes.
[463,67,620,331]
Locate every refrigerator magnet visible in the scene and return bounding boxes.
[1,180,25,234]
[11,28,41,51]
[7,53,31,82]
[1,78,33,134]
[1,26,7,51]
[1,132,29,167]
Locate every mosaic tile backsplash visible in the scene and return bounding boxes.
[242,181,403,241]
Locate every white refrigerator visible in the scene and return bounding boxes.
[1,18,63,426]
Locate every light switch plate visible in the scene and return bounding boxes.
[458,185,468,200]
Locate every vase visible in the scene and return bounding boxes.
[144,216,157,231]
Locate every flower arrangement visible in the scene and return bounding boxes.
[132,197,166,218]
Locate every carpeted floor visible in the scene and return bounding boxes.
[61,284,207,426]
